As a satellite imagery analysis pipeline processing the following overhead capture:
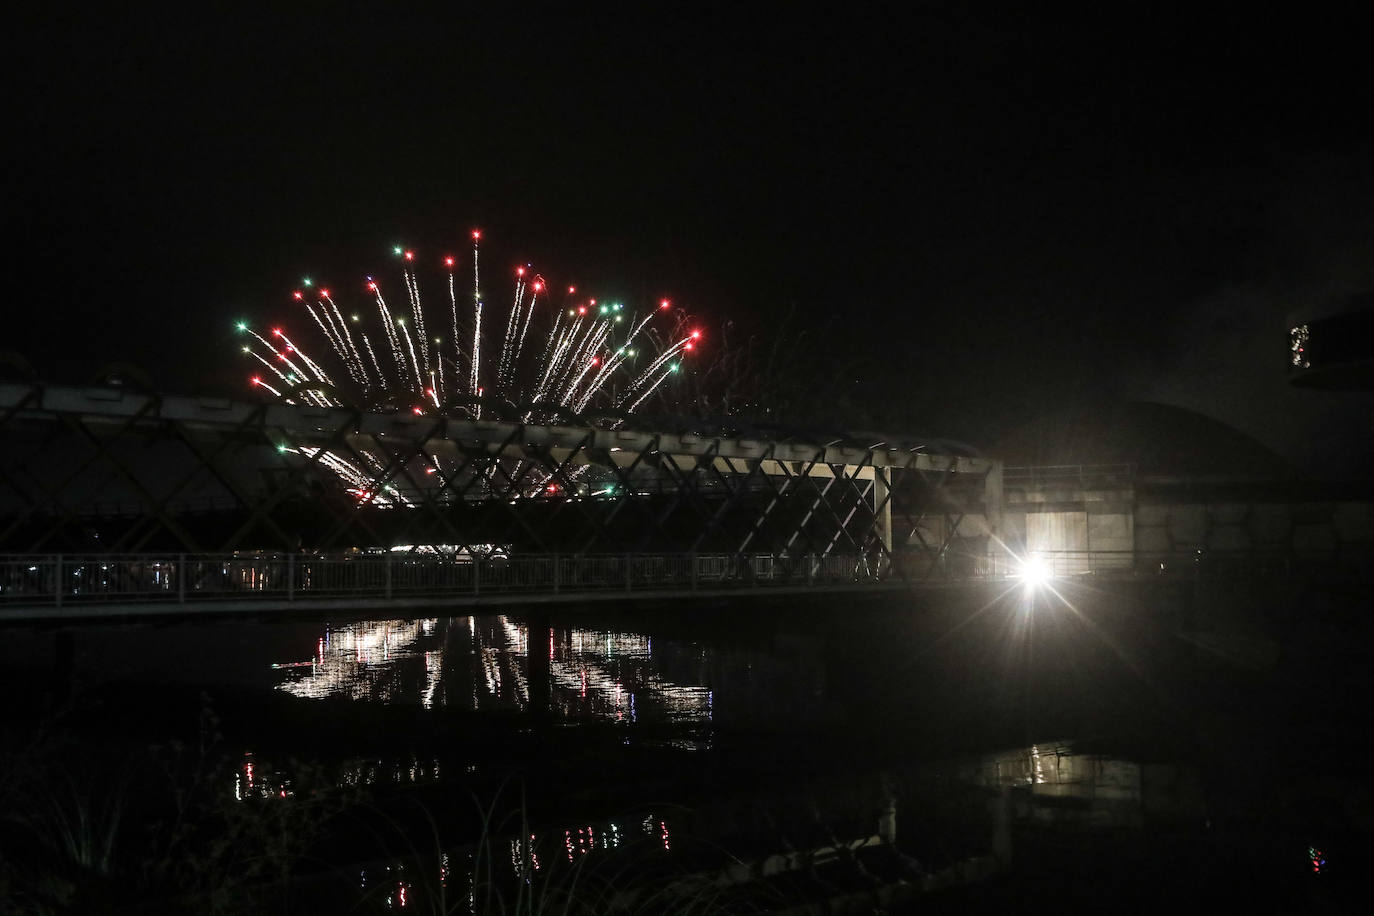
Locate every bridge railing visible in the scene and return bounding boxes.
[993,548,1372,581]
[6,546,1357,613]
[0,551,895,609]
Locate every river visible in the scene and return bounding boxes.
[0,580,1365,912]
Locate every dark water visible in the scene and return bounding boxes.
[1,581,1369,911]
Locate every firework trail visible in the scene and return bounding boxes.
[469,231,483,406]
[273,329,333,386]
[250,376,282,398]
[511,275,544,388]
[319,290,370,389]
[396,316,423,391]
[445,255,461,392]
[498,267,525,391]
[359,327,387,392]
[241,343,291,387]
[293,289,351,380]
[235,232,700,502]
[366,279,407,384]
[399,249,428,376]
[238,326,335,406]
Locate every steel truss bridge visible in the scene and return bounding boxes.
[0,382,1003,616]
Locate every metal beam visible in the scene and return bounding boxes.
[0,383,992,477]
[0,382,997,556]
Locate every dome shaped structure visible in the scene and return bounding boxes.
[992,401,1294,479]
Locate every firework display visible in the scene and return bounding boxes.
[236,232,700,505]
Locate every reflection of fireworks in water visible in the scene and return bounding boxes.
[273,618,440,704]
[235,233,701,504]
[495,616,713,742]
[554,627,713,736]
[271,615,712,742]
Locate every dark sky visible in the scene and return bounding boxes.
[6,7,1374,475]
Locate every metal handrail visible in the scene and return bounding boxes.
[3,545,1360,612]
[991,547,1368,581]
[0,551,893,609]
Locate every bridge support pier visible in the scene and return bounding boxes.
[873,468,892,554]
[984,461,1005,575]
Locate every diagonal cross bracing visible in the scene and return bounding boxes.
[0,383,996,560]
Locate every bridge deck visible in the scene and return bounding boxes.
[0,551,911,622]
[0,580,933,623]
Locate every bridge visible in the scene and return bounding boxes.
[0,380,1005,619]
[5,382,1371,621]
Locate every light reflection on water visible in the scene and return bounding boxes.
[274,618,440,702]
[951,741,1204,828]
[354,811,678,912]
[233,751,448,801]
[962,741,1142,796]
[271,614,714,743]
[326,742,1199,912]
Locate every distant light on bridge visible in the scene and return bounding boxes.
[1017,555,1053,588]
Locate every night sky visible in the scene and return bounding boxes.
[7,7,1374,475]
